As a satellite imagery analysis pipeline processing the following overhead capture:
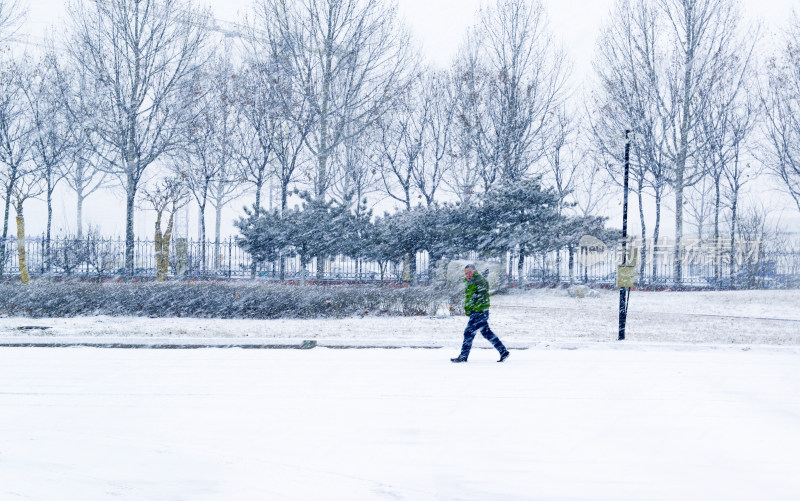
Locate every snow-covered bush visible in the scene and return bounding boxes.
[567,285,599,298]
[445,259,505,290]
[442,259,507,315]
[0,282,447,319]
[49,237,89,276]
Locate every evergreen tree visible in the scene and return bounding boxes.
[235,206,288,270]
[283,193,352,282]
[478,178,562,262]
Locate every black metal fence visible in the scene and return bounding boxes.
[507,241,800,289]
[1,235,799,289]
[0,235,426,282]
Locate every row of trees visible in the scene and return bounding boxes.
[0,0,587,281]
[592,0,800,286]
[235,179,612,284]
[0,0,798,285]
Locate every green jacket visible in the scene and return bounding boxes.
[464,271,490,315]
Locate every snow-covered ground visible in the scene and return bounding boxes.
[1,346,799,500]
[1,289,799,500]
[1,288,798,347]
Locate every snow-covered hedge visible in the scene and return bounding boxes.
[0,282,450,319]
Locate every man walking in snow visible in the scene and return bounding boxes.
[451,264,510,363]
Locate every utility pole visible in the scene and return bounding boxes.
[618,130,632,341]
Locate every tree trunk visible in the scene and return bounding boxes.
[652,190,662,284]
[251,176,264,280]
[76,190,84,240]
[0,182,14,277]
[317,255,325,282]
[555,248,561,284]
[314,48,333,283]
[125,186,136,277]
[673,181,684,286]
[568,246,574,285]
[16,213,28,284]
[214,203,222,271]
[637,178,647,284]
[254,175,264,212]
[713,175,721,288]
[155,212,166,282]
[162,213,174,281]
[729,188,739,283]
[672,16,697,288]
[198,203,207,277]
[281,180,289,213]
[46,184,53,273]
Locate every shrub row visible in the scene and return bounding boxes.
[0,281,453,319]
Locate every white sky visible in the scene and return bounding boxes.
[10,0,800,240]
[20,0,797,73]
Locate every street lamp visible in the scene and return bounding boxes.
[618,129,632,341]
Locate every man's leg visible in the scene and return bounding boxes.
[477,312,508,355]
[457,313,481,360]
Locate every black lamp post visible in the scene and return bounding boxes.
[618,130,631,341]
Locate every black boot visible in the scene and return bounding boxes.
[450,357,467,363]
[497,351,510,363]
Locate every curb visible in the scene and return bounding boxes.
[0,340,531,350]
[0,340,319,350]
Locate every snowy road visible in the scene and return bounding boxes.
[2,346,799,500]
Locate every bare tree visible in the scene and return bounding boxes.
[139,176,188,281]
[24,53,72,272]
[377,75,427,211]
[761,15,800,216]
[732,202,778,288]
[413,70,455,207]
[174,51,240,275]
[573,149,614,219]
[330,120,380,217]
[473,0,568,184]
[233,62,276,214]
[593,0,747,285]
[591,1,671,284]
[232,58,295,279]
[201,54,246,271]
[684,174,715,240]
[0,56,32,277]
[446,32,487,202]
[252,0,413,200]
[706,84,759,284]
[694,11,758,286]
[543,108,582,213]
[242,47,313,215]
[656,0,744,284]
[374,74,432,284]
[64,119,110,239]
[66,0,209,276]
[11,158,44,284]
[210,171,242,269]
[541,107,586,282]
[0,0,25,44]
[53,55,112,239]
